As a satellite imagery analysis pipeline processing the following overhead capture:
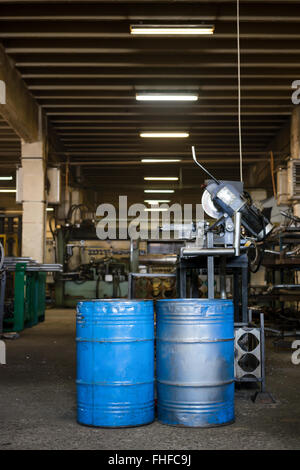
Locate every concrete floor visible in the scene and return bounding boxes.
[0,308,299,450]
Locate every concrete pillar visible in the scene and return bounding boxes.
[21,140,46,263]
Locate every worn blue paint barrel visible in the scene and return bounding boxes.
[76,299,155,427]
[156,299,234,427]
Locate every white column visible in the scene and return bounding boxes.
[21,140,46,263]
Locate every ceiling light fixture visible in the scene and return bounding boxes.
[144,200,171,204]
[0,176,13,181]
[136,93,198,102]
[141,159,181,163]
[130,24,215,35]
[144,189,175,193]
[0,189,16,193]
[144,208,169,212]
[140,132,189,138]
[144,177,178,181]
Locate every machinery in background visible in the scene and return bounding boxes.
[0,241,5,362]
[249,212,300,337]
[0,214,21,257]
[50,207,184,306]
[248,159,300,333]
[52,223,131,307]
[50,204,144,307]
[129,273,177,300]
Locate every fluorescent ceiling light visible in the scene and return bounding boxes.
[141,159,181,163]
[140,132,189,138]
[136,93,198,102]
[144,177,178,181]
[144,189,175,193]
[0,189,16,193]
[144,208,168,212]
[144,200,170,204]
[46,207,54,211]
[0,176,13,181]
[130,25,215,35]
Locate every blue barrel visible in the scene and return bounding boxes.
[156,299,234,427]
[76,299,155,427]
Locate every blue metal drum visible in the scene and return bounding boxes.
[76,299,155,427]
[156,299,235,427]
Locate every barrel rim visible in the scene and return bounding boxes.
[77,298,154,304]
[156,299,233,303]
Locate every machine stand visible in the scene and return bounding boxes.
[251,391,276,404]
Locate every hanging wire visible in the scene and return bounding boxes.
[237,0,243,182]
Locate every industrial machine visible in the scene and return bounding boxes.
[50,204,148,307]
[53,224,131,307]
[0,214,21,257]
[175,147,273,323]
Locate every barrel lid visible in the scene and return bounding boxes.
[156,299,233,303]
[77,298,153,303]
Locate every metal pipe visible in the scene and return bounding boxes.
[260,313,266,393]
[181,247,235,257]
[264,327,300,337]
[234,211,242,256]
[220,257,227,300]
[191,146,220,185]
[129,273,176,278]
[139,255,178,266]
[268,284,300,290]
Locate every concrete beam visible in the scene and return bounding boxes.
[6,37,300,54]
[2,21,300,39]
[1,2,300,23]
[0,44,40,142]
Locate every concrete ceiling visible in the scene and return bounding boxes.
[0,0,298,201]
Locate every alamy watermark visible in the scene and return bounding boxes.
[95,195,204,241]
[291,340,300,365]
[292,80,300,105]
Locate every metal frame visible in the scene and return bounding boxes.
[1,258,62,333]
[177,253,249,323]
[234,313,266,393]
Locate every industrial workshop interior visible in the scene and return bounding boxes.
[0,0,300,456]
